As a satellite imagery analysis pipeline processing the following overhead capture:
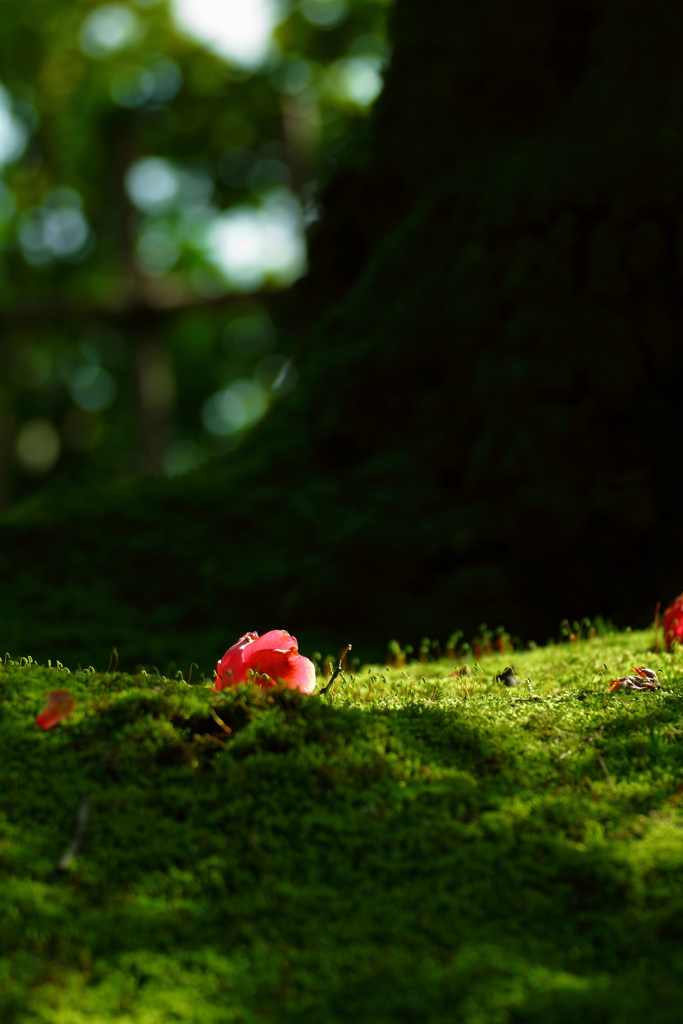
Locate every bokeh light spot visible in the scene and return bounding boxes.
[80,4,141,59]
[205,188,306,291]
[0,84,28,168]
[111,59,182,109]
[18,191,92,266]
[300,0,348,28]
[15,419,61,474]
[43,209,89,259]
[328,57,383,106]
[125,157,179,212]
[172,0,281,69]
[68,366,118,412]
[202,379,269,435]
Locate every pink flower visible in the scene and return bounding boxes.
[663,594,683,651]
[36,690,76,730]
[216,630,316,694]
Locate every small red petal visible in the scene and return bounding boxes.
[35,690,76,729]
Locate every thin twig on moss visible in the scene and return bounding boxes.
[318,645,352,696]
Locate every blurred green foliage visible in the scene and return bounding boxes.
[0,0,392,507]
[3,629,683,1021]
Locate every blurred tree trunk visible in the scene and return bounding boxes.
[113,120,176,474]
[132,328,177,473]
[278,0,683,638]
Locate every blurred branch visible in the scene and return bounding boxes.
[0,290,261,324]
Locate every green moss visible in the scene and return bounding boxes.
[2,629,683,1021]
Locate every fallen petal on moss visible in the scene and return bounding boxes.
[35,690,77,729]
[216,630,316,694]
[609,675,659,693]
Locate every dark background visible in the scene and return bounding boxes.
[1,0,681,671]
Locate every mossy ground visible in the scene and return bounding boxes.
[2,628,683,1023]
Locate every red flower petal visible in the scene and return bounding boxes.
[216,631,260,689]
[243,647,316,693]
[246,630,298,656]
[35,690,76,730]
[662,594,683,651]
[215,630,315,693]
